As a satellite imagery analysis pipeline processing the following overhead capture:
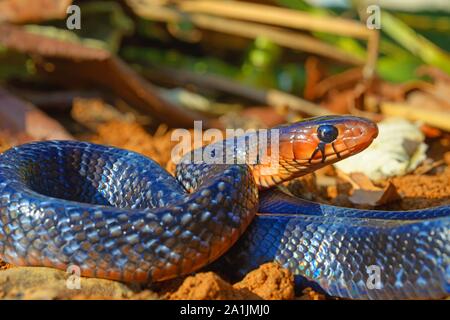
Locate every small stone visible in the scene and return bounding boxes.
[168,272,260,300]
[233,262,295,300]
[297,287,328,300]
[444,151,450,165]
[0,267,158,300]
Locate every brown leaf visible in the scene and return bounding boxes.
[0,87,73,141]
[348,182,401,207]
[0,0,72,23]
[413,159,445,175]
[420,124,442,138]
[338,172,401,207]
[348,172,377,190]
[444,152,450,166]
[417,66,450,83]
[314,67,364,100]
[71,98,133,131]
[303,57,323,101]
[407,90,450,112]
[0,24,219,129]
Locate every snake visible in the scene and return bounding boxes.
[0,115,448,299]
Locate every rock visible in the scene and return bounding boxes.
[297,287,328,300]
[0,267,158,300]
[168,272,260,300]
[0,260,13,270]
[168,263,295,300]
[233,263,295,300]
[444,151,450,165]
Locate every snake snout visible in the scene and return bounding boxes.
[253,116,378,189]
[351,117,378,140]
[341,117,378,152]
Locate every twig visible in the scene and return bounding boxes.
[381,11,450,74]
[314,67,364,98]
[0,0,72,23]
[177,0,379,77]
[266,89,331,116]
[127,1,365,66]
[0,87,74,141]
[7,88,102,111]
[144,67,332,117]
[380,102,450,131]
[0,24,218,129]
[178,0,371,38]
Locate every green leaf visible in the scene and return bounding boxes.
[377,56,423,83]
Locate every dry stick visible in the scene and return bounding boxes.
[0,87,74,141]
[0,0,72,23]
[146,67,332,117]
[195,15,363,66]
[0,24,218,129]
[179,0,371,38]
[380,102,450,131]
[127,2,364,66]
[8,88,102,111]
[365,30,379,79]
[314,67,364,98]
[176,0,379,76]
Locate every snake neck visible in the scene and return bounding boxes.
[177,129,303,190]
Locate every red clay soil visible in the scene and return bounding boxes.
[167,263,296,300]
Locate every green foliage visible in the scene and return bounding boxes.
[76,1,133,52]
[239,37,282,89]
[381,11,450,75]
[277,0,450,80]
[1,0,448,90]
[0,47,33,80]
[121,46,240,78]
[24,24,108,49]
[377,55,423,83]
[49,1,134,53]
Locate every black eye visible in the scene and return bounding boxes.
[317,125,338,143]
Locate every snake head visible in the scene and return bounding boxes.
[253,115,379,189]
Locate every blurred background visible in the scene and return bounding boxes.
[0,0,449,300]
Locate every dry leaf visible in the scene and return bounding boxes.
[71,98,134,131]
[348,172,376,189]
[349,182,401,207]
[413,159,445,175]
[420,124,442,138]
[444,152,450,165]
[339,172,401,207]
[0,87,73,141]
[0,24,218,129]
[0,0,72,23]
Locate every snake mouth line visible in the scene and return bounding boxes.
[307,139,373,164]
[276,140,371,166]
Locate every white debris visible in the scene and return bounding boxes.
[334,118,428,180]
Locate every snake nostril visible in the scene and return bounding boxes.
[352,127,363,137]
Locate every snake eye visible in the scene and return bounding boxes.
[317,125,338,143]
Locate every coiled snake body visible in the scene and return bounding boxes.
[0,116,448,299]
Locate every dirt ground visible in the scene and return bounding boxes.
[0,117,449,300]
